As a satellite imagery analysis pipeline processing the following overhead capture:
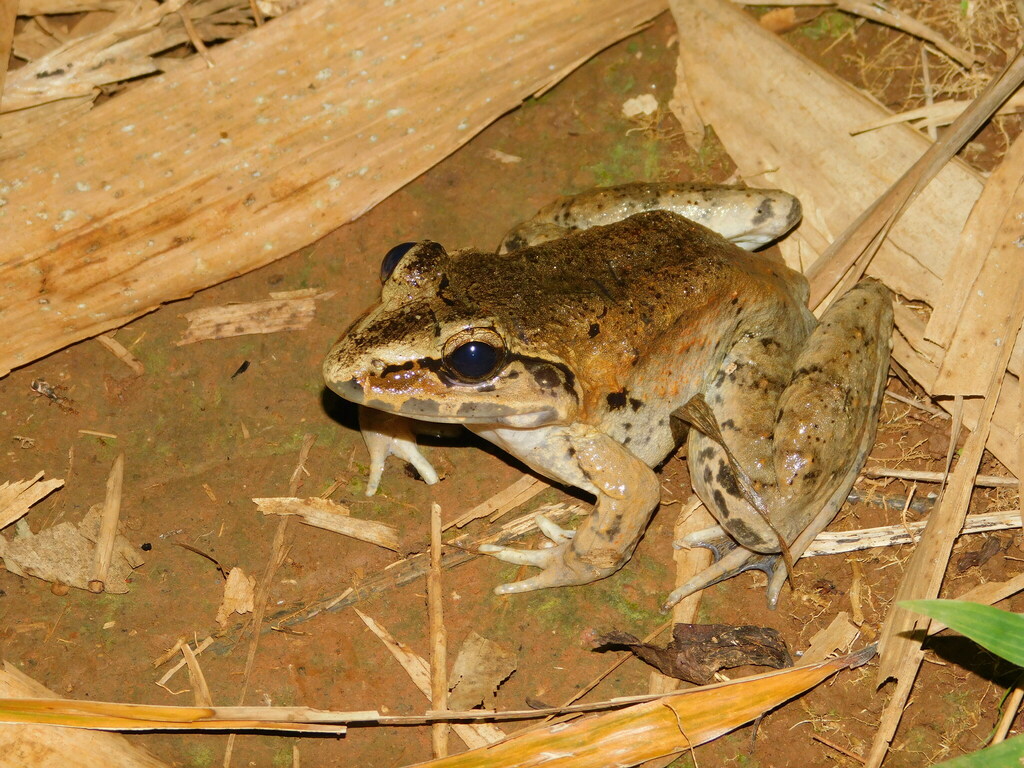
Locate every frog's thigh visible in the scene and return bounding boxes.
[688,312,807,551]
[773,280,894,532]
[568,424,661,573]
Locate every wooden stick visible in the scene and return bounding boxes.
[862,466,1017,487]
[428,502,449,758]
[89,454,124,593]
[181,643,213,708]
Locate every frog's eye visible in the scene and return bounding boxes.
[442,329,506,382]
[380,242,418,283]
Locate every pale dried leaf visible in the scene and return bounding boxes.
[0,506,140,593]
[801,612,859,665]
[448,632,517,711]
[216,567,256,627]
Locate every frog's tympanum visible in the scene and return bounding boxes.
[323,183,893,606]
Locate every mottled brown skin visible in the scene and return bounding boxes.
[323,183,893,600]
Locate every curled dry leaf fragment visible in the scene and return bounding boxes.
[448,632,518,711]
[216,567,256,628]
[594,623,792,685]
[0,505,142,593]
[0,473,64,530]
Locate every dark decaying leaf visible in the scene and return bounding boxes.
[594,623,793,685]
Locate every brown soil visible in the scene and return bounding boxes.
[2,7,1022,768]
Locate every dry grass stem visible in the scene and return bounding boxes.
[88,453,124,593]
[156,637,213,690]
[253,497,400,551]
[429,502,450,758]
[992,686,1024,744]
[96,333,145,375]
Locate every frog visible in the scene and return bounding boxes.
[322,182,893,606]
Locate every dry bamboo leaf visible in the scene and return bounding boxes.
[868,304,1024,766]
[0,505,141,592]
[801,612,859,665]
[176,297,316,345]
[18,0,130,13]
[448,633,517,711]
[854,92,1024,135]
[355,610,507,750]
[216,567,256,628]
[406,648,875,768]
[253,496,399,551]
[670,0,981,307]
[0,697,350,733]
[930,133,1024,393]
[0,662,169,768]
[0,473,64,530]
[0,0,663,379]
[0,94,93,158]
[428,502,449,758]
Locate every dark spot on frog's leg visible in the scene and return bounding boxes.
[629,397,643,411]
[720,419,738,431]
[623,436,631,445]
[604,515,623,541]
[715,461,742,498]
[698,446,715,462]
[712,489,730,517]
[702,467,713,485]
[760,337,780,350]
[607,390,628,410]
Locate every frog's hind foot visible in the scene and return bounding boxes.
[663,529,784,612]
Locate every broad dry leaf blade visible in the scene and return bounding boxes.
[405,648,874,768]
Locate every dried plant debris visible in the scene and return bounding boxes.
[594,623,793,686]
[216,567,256,628]
[448,632,518,711]
[0,473,64,530]
[176,297,318,345]
[0,505,143,593]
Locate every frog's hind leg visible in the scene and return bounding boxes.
[498,182,801,253]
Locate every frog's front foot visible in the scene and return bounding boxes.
[479,514,613,594]
[662,527,784,612]
[358,407,439,496]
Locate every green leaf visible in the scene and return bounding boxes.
[934,732,1024,767]
[900,599,1024,667]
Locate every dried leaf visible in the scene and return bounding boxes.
[448,633,517,711]
[176,298,317,346]
[0,473,64,530]
[216,567,255,628]
[594,624,792,686]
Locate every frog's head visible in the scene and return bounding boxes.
[323,241,580,428]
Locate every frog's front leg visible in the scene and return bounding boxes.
[480,424,661,594]
[357,406,440,496]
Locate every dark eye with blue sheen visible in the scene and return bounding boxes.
[443,330,506,382]
[380,242,417,282]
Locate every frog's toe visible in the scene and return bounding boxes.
[663,534,783,611]
[534,514,575,544]
[478,543,555,568]
[360,419,439,496]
